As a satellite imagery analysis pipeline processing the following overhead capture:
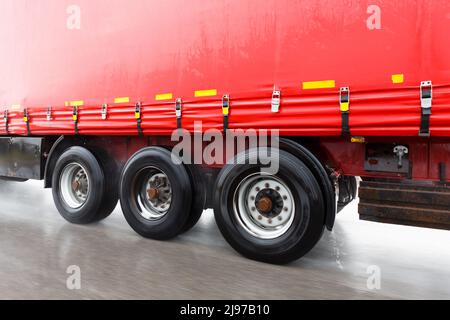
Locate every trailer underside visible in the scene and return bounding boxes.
[0,134,449,233]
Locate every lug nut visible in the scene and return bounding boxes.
[258,215,262,220]
[147,188,159,200]
[283,195,288,200]
[268,219,272,224]
[275,186,280,191]
[265,183,270,188]
[278,216,282,221]
[251,207,256,211]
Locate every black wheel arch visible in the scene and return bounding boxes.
[44,136,122,189]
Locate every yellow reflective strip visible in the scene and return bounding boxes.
[23,117,28,122]
[114,97,130,104]
[65,101,69,107]
[302,80,336,90]
[155,93,173,101]
[222,107,229,116]
[392,74,404,84]
[340,102,349,112]
[69,100,84,107]
[351,137,365,143]
[72,115,78,121]
[135,112,141,119]
[195,89,217,97]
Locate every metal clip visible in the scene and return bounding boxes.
[175,98,182,118]
[222,94,230,116]
[135,102,143,135]
[420,81,432,113]
[135,102,141,120]
[46,106,52,121]
[23,108,31,135]
[419,81,432,137]
[72,106,78,122]
[340,87,350,112]
[101,104,108,120]
[175,98,182,129]
[271,90,281,113]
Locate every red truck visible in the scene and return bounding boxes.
[0,0,449,264]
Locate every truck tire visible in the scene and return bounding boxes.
[180,164,206,233]
[52,146,112,224]
[119,147,192,240]
[90,148,120,221]
[214,148,325,264]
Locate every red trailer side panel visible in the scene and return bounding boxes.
[0,0,449,136]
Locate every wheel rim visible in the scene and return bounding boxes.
[134,167,172,220]
[59,162,90,209]
[233,173,295,239]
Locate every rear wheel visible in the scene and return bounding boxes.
[119,147,192,240]
[52,146,115,224]
[214,148,326,264]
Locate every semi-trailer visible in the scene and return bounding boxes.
[0,0,449,263]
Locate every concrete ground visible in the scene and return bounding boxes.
[0,179,449,299]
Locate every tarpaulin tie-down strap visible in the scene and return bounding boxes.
[46,106,52,121]
[135,102,143,136]
[23,108,31,136]
[175,98,182,130]
[271,90,280,113]
[3,110,8,134]
[419,81,432,137]
[101,104,108,120]
[340,87,350,136]
[72,106,79,135]
[222,94,230,133]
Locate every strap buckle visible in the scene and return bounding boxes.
[101,104,108,120]
[175,98,182,129]
[24,108,31,136]
[340,87,350,112]
[420,81,432,113]
[135,102,143,136]
[222,94,230,133]
[72,106,78,122]
[135,102,141,120]
[72,106,79,135]
[419,81,432,137]
[222,94,230,116]
[46,106,52,121]
[175,98,182,118]
[340,87,350,136]
[271,90,281,113]
[23,108,29,123]
[3,109,8,134]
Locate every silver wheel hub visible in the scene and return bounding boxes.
[234,174,295,239]
[136,168,172,220]
[60,163,90,209]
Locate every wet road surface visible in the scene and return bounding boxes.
[0,180,449,299]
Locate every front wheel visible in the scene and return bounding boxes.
[214,148,326,264]
[52,146,114,224]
